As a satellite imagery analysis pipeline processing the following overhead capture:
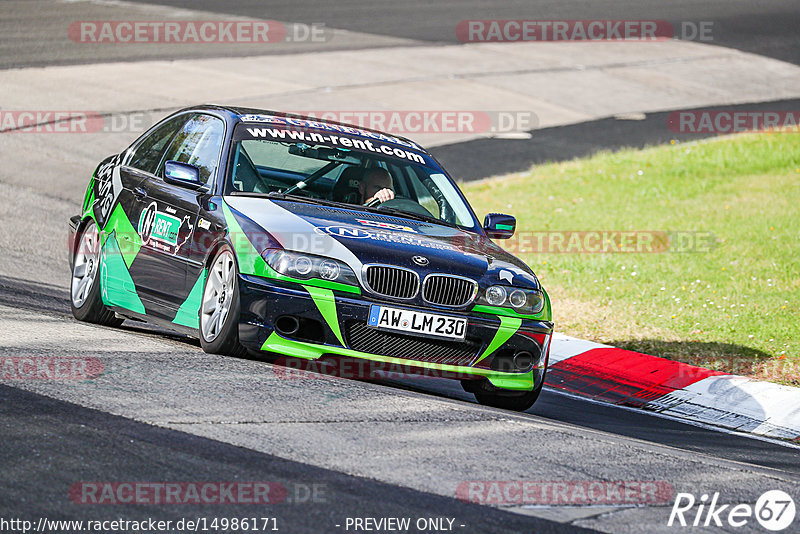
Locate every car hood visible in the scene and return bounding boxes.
[224,196,539,289]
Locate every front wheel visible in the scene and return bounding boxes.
[199,246,246,357]
[70,220,122,326]
[465,374,545,412]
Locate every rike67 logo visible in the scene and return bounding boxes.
[669,490,796,531]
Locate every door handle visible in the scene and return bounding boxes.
[133,186,147,200]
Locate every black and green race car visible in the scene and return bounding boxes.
[69,105,553,410]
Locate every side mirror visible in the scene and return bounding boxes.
[164,160,203,190]
[484,213,516,239]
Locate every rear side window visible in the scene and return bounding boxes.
[161,114,225,185]
[127,115,187,174]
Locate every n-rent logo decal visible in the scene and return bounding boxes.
[137,202,194,256]
[138,202,181,246]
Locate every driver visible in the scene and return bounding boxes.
[360,168,395,205]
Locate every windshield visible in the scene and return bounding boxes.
[226,123,480,230]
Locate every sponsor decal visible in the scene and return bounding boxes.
[139,202,180,246]
[315,226,455,251]
[198,218,211,230]
[93,154,122,227]
[238,114,423,151]
[318,226,373,239]
[137,202,194,254]
[242,125,427,164]
[356,219,417,233]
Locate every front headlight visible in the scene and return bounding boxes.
[262,249,359,286]
[478,285,544,315]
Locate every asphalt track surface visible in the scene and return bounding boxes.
[82,0,800,67]
[2,1,800,532]
[1,385,583,534]
[2,274,800,531]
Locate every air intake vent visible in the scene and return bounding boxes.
[345,321,478,367]
[423,275,477,307]
[365,265,419,299]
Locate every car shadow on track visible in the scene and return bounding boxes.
[0,274,72,317]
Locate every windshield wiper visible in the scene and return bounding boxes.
[228,190,343,207]
[266,191,352,209]
[368,205,461,229]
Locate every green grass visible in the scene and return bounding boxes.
[463,133,800,385]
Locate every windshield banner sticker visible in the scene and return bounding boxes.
[238,114,423,151]
[239,125,427,164]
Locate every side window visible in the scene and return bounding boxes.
[127,115,187,175]
[160,114,225,185]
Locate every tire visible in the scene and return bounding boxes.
[199,245,247,357]
[467,372,545,412]
[70,220,123,327]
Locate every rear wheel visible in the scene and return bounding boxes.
[70,220,122,326]
[199,246,246,357]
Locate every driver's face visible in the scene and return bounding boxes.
[363,174,392,199]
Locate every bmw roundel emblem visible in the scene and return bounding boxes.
[412,255,429,266]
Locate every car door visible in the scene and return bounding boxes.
[126,113,225,318]
[96,113,189,315]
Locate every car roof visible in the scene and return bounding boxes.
[187,104,429,153]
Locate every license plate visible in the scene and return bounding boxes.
[367,305,467,341]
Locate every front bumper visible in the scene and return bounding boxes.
[238,275,553,391]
